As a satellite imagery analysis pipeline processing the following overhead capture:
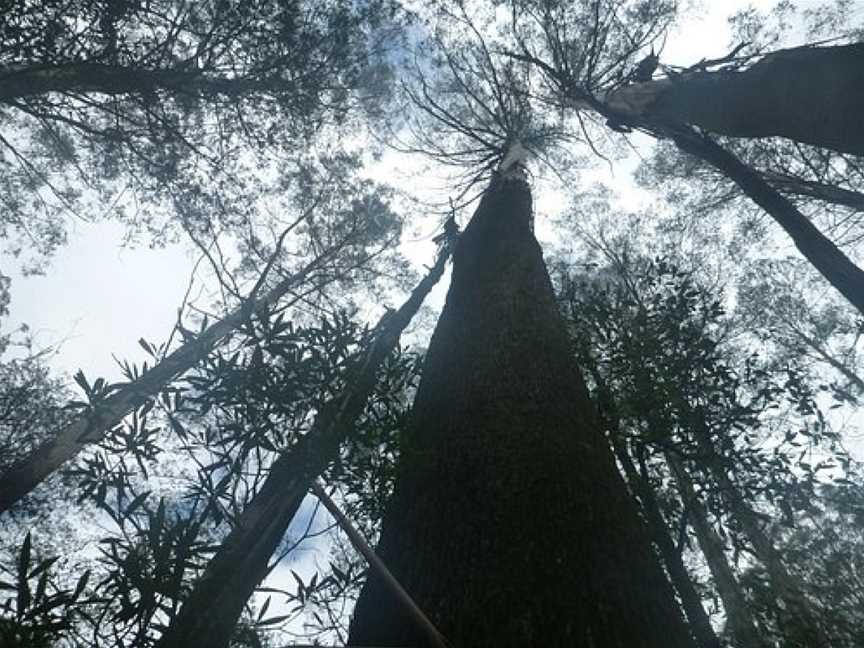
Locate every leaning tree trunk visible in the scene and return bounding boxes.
[668,127,864,317]
[586,362,719,648]
[155,251,450,648]
[0,250,333,514]
[611,44,864,156]
[348,172,696,647]
[595,53,864,317]
[666,454,769,648]
[685,419,830,647]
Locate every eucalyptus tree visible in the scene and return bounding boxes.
[335,5,702,644]
[632,3,864,329]
[0,155,406,515]
[0,0,401,270]
[607,43,864,156]
[736,482,864,647]
[0,351,69,475]
[0,297,425,646]
[0,0,413,515]
[736,257,864,396]
[494,0,864,316]
[630,3,864,395]
[349,167,695,647]
[154,247,449,648]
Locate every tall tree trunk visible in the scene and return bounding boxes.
[0,250,336,514]
[155,251,449,648]
[348,174,695,647]
[666,454,768,648]
[613,44,864,156]
[615,442,720,648]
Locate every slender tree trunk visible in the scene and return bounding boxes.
[690,432,830,647]
[155,251,449,648]
[614,442,720,648]
[0,253,329,514]
[666,454,768,648]
[783,321,864,393]
[668,127,864,317]
[761,171,864,212]
[0,62,282,101]
[617,44,864,156]
[586,362,719,648]
[348,174,695,647]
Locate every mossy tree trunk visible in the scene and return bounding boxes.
[348,174,696,647]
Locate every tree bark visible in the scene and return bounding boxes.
[155,251,449,648]
[666,454,768,648]
[348,174,695,647]
[644,44,864,156]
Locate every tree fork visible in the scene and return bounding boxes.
[155,250,450,648]
[348,174,696,647]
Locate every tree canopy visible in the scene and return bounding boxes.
[2,1,864,647]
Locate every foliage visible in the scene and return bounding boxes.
[0,532,90,648]
[0,350,70,474]
[0,0,404,271]
[0,306,419,646]
[736,483,864,647]
[558,249,858,640]
[3,0,864,645]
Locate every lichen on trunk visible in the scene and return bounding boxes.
[348,175,696,647]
